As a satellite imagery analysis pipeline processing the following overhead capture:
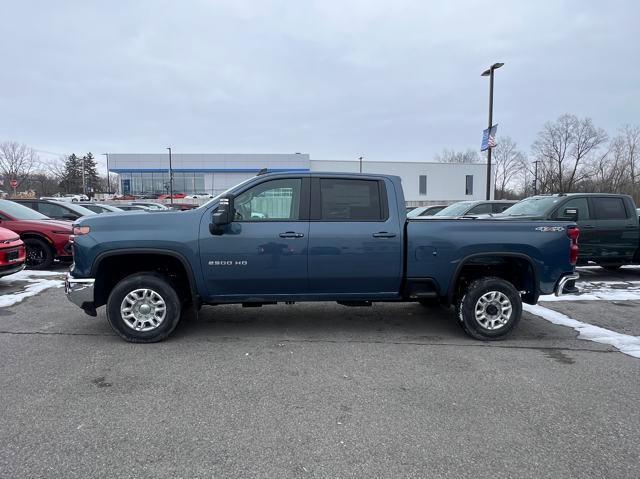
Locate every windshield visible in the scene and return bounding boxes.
[0,199,49,220]
[434,201,475,217]
[501,197,561,216]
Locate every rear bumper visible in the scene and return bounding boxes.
[555,273,580,296]
[65,273,95,310]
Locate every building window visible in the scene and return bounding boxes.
[419,175,427,195]
[465,175,474,195]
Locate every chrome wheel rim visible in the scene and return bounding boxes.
[120,289,167,332]
[475,291,512,330]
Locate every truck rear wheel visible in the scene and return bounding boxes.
[456,277,521,340]
[106,273,181,343]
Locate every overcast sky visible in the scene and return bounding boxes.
[1,0,638,171]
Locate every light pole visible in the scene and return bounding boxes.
[81,155,86,196]
[166,147,174,205]
[481,62,504,200]
[101,153,110,194]
[358,156,363,173]
[533,160,540,195]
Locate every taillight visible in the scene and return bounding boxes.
[567,226,579,265]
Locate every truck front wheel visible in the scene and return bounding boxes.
[106,273,181,343]
[456,277,522,340]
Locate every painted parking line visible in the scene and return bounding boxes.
[524,303,640,359]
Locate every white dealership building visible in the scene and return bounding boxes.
[107,153,492,204]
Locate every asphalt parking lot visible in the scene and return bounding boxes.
[1,267,639,478]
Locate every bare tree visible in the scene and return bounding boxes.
[492,136,525,199]
[586,137,627,193]
[621,124,640,201]
[48,156,68,183]
[532,114,607,193]
[434,148,481,164]
[0,141,39,188]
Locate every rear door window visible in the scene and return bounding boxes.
[318,179,385,221]
[592,197,627,220]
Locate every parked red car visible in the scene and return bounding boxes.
[158,193,186,200]
[0,200,72,269]
[0,226,26,277]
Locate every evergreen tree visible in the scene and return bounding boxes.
[82,152,100,194]
[59,154,82,193]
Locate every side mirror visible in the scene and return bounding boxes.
[210,195,234,235]
[563,207,579,221]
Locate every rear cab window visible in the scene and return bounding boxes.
[592,197,628,220]
[313,178,388,221]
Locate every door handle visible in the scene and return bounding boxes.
[625,225,636,229]
[582,225,595,229]
[279,232,304,238]
[372,232,397,238]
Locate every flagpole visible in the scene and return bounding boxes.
[481,62,504,200]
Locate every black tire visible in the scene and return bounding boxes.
[24,237,54,269]
[106,273,181,343]
[456,277,522,341]
[600,264,622,272]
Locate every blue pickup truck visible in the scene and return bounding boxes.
[65,172,579,343]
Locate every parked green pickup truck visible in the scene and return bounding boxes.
[492,193,640,270]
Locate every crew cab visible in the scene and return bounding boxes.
[65,172,579,343]
[0,199,73,269]
[0,226,26,277]
[493,193,639,270]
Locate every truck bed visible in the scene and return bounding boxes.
[406,218,575,297]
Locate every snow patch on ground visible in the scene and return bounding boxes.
[0,270,65,308]
[540,281,640,302]
[524,304,640,359]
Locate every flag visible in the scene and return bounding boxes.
[481,124,498,151]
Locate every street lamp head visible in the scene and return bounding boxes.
[481,62,505,76]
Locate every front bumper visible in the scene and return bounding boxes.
[0,262,26,278]
[555,273,580,296]
[65,273,96,311]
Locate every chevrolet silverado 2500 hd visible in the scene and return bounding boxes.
[65,172,579,343]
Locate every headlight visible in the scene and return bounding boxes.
[72,226,90,235]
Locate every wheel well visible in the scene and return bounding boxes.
[93,253,195,308]
[21,233,53,249]
[451,256,537,305]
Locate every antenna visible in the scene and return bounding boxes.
[257,168,268,176]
